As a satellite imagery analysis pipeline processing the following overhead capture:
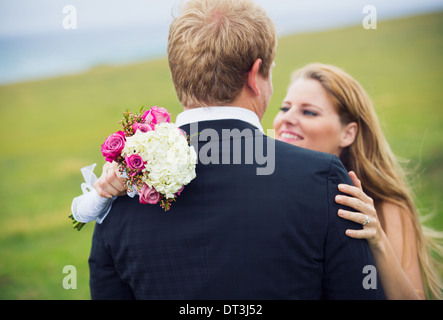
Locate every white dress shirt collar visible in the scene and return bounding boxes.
[175,106,264,133]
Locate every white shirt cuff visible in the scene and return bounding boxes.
[71,163,116,224]
[71,188,116,224]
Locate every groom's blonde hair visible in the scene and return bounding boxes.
[168,0,277,108]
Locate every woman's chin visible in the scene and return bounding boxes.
[279,137,303,147]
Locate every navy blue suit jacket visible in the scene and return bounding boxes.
[89,119,384,300]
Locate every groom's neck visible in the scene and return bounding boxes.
[230,92,266,121]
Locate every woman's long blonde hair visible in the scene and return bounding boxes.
[291,63,443,299]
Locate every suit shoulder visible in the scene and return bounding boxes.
[273,139,338,169]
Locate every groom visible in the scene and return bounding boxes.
[89,0,384,299]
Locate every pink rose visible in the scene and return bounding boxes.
[132,122,154,133]
[101,131,125,162]
[125,154,146,172]
[143,106,171,125]
[142,110,154,124]
[139,184,161,205]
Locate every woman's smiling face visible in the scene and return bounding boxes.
[273,78,351,157]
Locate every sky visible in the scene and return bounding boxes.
[1,0,443,37]
[0,0,442,84]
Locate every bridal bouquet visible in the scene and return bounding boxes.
[69,106,197,230]
[69,107,197,231]
[101,106,197,211]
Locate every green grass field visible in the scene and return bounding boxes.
[0,12,442,299]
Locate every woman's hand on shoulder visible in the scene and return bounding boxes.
[335,171,385,248]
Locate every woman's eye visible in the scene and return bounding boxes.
[280,106,290,112]
[303,110,318,116]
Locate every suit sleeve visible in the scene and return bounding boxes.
[88,223,135,300]
[322,156,385,300]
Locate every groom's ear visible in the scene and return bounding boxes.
[246,59,262,97]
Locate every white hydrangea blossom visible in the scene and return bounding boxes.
[122,123,197,199]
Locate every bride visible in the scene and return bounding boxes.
[272,63,442,299]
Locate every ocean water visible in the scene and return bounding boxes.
[0,24,170,85]
[0,0,442,85]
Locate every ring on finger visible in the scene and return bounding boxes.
[362,215,370,226]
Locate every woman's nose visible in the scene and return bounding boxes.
[282,108,299,126]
